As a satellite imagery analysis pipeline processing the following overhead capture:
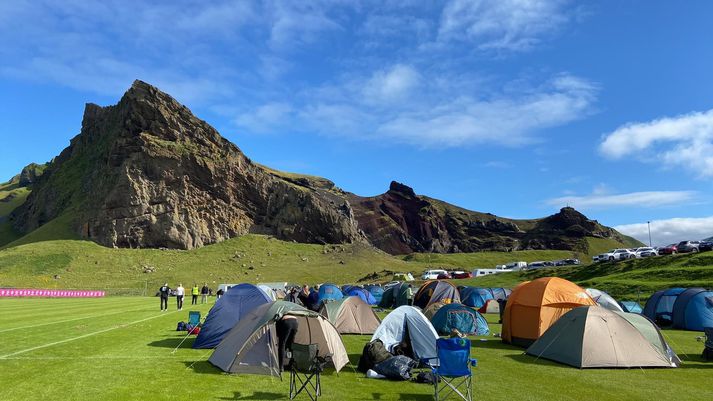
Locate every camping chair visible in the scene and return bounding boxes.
[188,311,201,327]
[288,343,332,401]
[421,338,477,401]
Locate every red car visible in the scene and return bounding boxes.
[436,272,452,279]
[449,271,473,279]
[658,244,677,255]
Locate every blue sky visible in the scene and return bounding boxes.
[1,1,712,245]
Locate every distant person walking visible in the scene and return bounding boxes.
[159,283,171,312]
[406,285,414,306]
[191,283,199,305]
[201,283,209,304]
[175,283,185,310]
[216,288,224,300]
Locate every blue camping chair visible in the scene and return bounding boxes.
[422,338,477,401]
[188,311,201,327]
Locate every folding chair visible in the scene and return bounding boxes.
[188,311,201,327]
[288,343,332,401]
[421,338,477,401]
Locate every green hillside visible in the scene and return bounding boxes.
[460,252,713,301]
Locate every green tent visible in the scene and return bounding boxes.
[526,306,679,368]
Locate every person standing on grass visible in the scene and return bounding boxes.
[216,287,224,300]
[406,284,414,306]
[275,314,299,372]
[191,283,199,305]
[159,283,171,312]
[175,283,185,311]
[201,283,209,304]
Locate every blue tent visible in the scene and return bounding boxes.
[318,283,344,305]
[620,301,643,314]
[365,285,384,304]
[430,303,489,336]
[343,286,377,305]
[489,288,512,301]
[193,283,271,349]
[672,288,713,331]
[643,288,685,326]
[459,287,493,308]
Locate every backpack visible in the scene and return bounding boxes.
[357,339,393,372]
[176,321,187,331]
[414,372,441,384]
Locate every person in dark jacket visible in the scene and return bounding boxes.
[200,283,209,304]
[159,283,171,312]
[275,314,299,372]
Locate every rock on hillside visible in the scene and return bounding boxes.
[11,80,364,249]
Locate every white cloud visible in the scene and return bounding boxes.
[600,109,713,178]
[547,190,698,209]
[615,217,713,247]
[362,64,421,103]
[438,0,570,51]
[235,102,294,133]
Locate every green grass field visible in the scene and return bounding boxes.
[0,297,710,401]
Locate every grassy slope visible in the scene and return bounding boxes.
[0,297,710,401]
[0,184,30,246]
[459,251,713,301]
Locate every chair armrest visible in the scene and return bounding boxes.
[469,358,478,367]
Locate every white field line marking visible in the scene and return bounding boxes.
[0,306,154,333]
[0,310,178,359]
[1,355,186,360]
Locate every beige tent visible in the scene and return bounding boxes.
[478,299,500,314]
[209,301,349,376]
[423,301,446,319]
[526,306,679,368]
[319,296,381,334]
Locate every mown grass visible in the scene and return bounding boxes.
[0,297,710,401]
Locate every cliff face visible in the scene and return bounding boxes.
[11,80,364,249]
[9,80,638,253]
[346,182,633,254]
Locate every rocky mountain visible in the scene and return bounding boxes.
[7,80,639,254]
[344,181,637,254]
[10,81,363,249]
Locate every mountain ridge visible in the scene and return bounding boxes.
[4,80,640,254]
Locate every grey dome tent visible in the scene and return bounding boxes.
[209,301,349,376]
[371,305,439,361]
[585,288,624,312]
[526,306,679,368]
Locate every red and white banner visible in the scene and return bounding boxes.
[0,289,105,297]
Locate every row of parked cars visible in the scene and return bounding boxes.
[421,269,473,280]
[593,240,713,262]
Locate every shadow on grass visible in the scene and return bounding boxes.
[218,392,286,400]
[148,336,195,348]
[184,360,222,374]
[677,354,713,368]
[471,339,522,351]
[504,353,569,368]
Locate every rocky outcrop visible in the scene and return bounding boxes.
[8,80,638,254]
[11,80,363,249]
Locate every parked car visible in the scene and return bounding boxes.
[677,241,701,253]
[527,261,546,269]
[634,247,658,258]
[596,249,635,261]
[421,269,448,280]
[658,244,678,255]
[563,258,581,265]
[449,271,473,279]
[436,272,452,280]
[700,241,713,252]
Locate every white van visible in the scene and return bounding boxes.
[421,269,448,280]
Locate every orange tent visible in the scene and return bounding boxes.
[502,277,596,347]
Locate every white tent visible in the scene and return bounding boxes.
[585,288,624,312]
[371,305,438,361]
